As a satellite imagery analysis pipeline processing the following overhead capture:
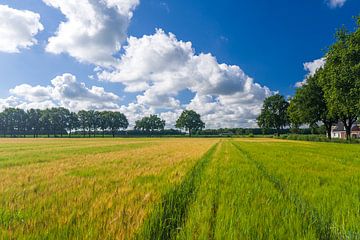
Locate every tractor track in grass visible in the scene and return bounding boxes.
[135,142,220,240]
[231,141,337,240]
[208,155,221,240]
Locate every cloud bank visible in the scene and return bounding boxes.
[0,73,121,112]
[99,29,272,128]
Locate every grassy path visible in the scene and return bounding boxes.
[175,141,317,239]
[140,140,320,239]
[136,143,219,239]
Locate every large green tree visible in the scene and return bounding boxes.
[135,115,165,133]
[2,109,15,136]
[27,109,42,138]
[99,111,111,137]
[78,110,90,137]
[108,112,128,137]
[40,109,52,137]
[0,111,5,137]
[67,112,79,136]
[2,108,27,137]
[321,21,360,139]
[257,94,289,136]
[288,69,338,139]
[87,110,101,137]
[58,108,71,137]
[175,110,205,136]
[86,110,96,137]
[17,109,28,137]
[48,108,70,137]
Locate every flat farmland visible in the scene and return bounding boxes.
[1,138,360,239]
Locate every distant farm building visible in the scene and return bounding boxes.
[331,122,360,139]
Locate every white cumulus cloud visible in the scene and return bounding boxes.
[99,29,273,128]
[43,0,139,67]
[0,5,44,53]
[0,73,121,112]
[295,57,326,87]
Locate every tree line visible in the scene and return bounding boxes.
[0,108,129,137]
[257,17,360,140]
[0,108,205,138]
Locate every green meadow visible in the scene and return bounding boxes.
[1,138,360,239]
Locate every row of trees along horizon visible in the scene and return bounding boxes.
[257,17,360,140]
[0,108,206,137]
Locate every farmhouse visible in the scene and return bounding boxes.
[331,122,360,139]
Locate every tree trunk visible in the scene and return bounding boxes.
[324,123,332,140]
[326,127,332,140]
[345,125,351,141]
[342,118,356,141]
[189,129,192,137]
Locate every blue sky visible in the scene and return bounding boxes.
[0,0,359,128]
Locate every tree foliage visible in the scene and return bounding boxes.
[285,17,360,140]
[288,70,338,139]
[175,110,205,136]
[135,115,166,133]
[257,94,289,136]
[320,23,360,139]
[0,108,128,138]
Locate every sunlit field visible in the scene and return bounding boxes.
[1,138,360,239]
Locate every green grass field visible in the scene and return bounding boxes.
[1,138,360,239]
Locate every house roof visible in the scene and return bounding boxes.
[332,121,360,132]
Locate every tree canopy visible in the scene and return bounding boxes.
[320,24,360,139]
[277,17,360,140]
[135,115,166,133]
[257,94,289,136]
[0,108,128,138]
[175,110,205,136]
[288,69,338,139]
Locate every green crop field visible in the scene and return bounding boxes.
[1,138,360,239]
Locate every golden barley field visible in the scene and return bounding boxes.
[1,138,360,239]
[0,138,216,239]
